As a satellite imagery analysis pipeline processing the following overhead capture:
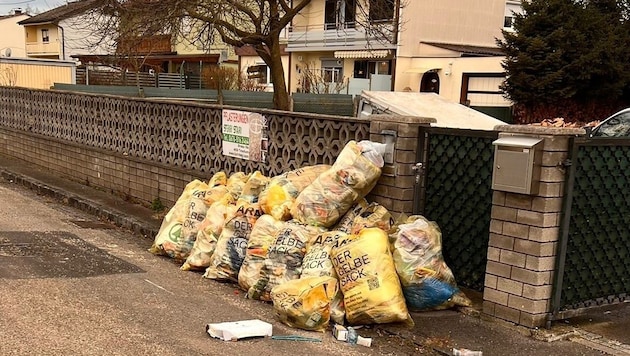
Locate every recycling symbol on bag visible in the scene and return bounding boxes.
[168,223,182,242]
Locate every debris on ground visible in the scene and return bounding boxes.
[528,117,599,128]
[206,319,273,341]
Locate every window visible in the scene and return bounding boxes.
[325,0,356,30]
[247,64,271,85]
[503,16,514,28]
[321,59,343,83]
[353,60,391,78]
[504,2,523,30]
[592,111,630,137]
[369,0,395,22]
[41,29,49,43]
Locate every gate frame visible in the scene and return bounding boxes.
[415,126,499,292]
[549,136,630,325]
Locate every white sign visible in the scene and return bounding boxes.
[222,109,267,162]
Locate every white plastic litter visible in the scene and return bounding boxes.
[206,319,273,341]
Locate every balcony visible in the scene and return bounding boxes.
[117,35,173,55]
[287,22,396,52]
[25,41,61,57]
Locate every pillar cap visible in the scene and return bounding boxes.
[494,124,586,136]
[370,115,436,125]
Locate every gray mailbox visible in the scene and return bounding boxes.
[492,136,544,195]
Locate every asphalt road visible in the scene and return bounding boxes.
[0,170,625,356]
[0,180,417,356]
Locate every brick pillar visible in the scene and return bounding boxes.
[482,125,585,328]
[367,115,435,216]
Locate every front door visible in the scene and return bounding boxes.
[420,71,440,93]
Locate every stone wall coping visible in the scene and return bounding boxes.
[495,125,586,136]
[369,115,437,125]
[26,87,370,124]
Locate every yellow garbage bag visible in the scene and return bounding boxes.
[349,202,394,235]
[149,179,205,256]
[203,171,269,280]
[390,215,471,311]
[333,198,369,233]
[331,227,412,326]
[303,231,347,325]
[203,200,264,282]
[291,141,382,228]
[208,171,228,187]
[259,165,330,221]
[271,276,338,331]
[181,194,235,271]
[247,220,323,301]
[238,214,285,292]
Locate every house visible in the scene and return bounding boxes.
[286,0,523,120]
[235,34,290,92]
[18,0,109,61]
[18,0,236,79]
[0,9,30,58]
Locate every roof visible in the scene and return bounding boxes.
[421,42,505,57]
[0,13,30,21]
[359,91,506,131]
[18,0,101,25]
[72,53,221,66]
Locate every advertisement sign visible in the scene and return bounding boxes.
[222,109,268,162]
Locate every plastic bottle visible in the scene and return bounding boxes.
[346,327,358,345]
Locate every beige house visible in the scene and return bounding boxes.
[18,0,109,61]
[0,57,76,88]
[235,29,291,92]
[0,10,30,58]
[286,0,523,120]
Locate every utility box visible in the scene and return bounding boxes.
[492,136,544,195]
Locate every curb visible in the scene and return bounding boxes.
[0,169,160,240]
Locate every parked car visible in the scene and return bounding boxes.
[590,108,630,137]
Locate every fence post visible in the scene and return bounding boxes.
[482,125,585,328]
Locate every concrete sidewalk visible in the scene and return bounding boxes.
[1,153,628,356]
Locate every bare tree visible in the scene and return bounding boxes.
[298,61,349,94]
[83,0,404,110]
[0,66,18,86]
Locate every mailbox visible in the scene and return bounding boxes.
[492,136,544,195]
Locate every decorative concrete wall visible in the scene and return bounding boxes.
[0,87,433,217]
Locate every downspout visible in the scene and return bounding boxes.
[390,0,402,91]
[58,24,66,60]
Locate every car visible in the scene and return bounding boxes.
[590,108,630,137]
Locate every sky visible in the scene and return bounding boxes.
[0,0,58,16]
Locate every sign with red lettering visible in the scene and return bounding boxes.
[222,109,268,162]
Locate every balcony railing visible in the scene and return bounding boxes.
[25,41,61,56]
[287,22,395,51]
[117,35,173,55]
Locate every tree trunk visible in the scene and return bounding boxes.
[267,39,290,111]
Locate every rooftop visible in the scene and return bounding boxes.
[18,0,101,25]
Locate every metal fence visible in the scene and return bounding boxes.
[52,83,356,115]
[551,137,630,319]
[76,68,207,89]
[418,127,498,291]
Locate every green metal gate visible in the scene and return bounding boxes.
[418,128,498,291]
[551,138,630,319]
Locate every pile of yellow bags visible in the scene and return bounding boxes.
[149,140,468,333]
